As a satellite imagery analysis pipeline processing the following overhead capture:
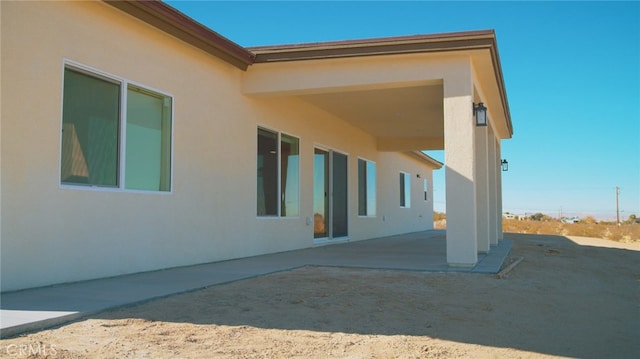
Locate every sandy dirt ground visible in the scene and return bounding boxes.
[1,233,639,358]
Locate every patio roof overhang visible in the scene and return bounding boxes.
[244,31,513,152]
[104,1,512,153]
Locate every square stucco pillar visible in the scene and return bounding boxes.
[488,130,499,245]
[444,74,478,266]
[475,125,490,253]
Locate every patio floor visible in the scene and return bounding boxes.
[0,230,511,338]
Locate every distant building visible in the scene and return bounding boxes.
[561,217,581,224]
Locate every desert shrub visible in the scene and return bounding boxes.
[433,212,447,229]
[503,219,640,242]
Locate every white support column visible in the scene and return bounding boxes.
[444,69,478,266]
[488,129,499,245]
[496,140,504,240]
[475,126,490,253]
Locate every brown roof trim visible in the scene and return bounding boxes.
[103,0,254,70]
[409,152,443,170]
[486,35,514,136]
[251,37,495,62]
[248,30,497,61]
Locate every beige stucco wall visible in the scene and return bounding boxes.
[0,1,436,291]
[375,152,436,237]
[0,0,3,260]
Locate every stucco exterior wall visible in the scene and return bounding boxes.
[0,0,3,261]
[0,1,437,291]
[375,152,435,237]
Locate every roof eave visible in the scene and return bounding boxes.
[248,30,497,62]
[486,36,514,137]
[409,152,444,170]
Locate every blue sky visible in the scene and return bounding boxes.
[168,1,640,220]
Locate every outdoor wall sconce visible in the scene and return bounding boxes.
[473,102,487,126]
[501,159,509,172]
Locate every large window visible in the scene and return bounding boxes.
[257,128,299,217]
[358,158,376,216]
[400,172,411,208]
[61,65,172,191]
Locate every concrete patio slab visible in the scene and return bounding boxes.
[0,230,511,338]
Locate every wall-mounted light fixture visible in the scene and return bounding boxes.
[473,102,487,126]
[501,159,509,172]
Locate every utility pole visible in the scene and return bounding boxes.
[616,186,620,226]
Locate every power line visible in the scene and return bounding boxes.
[616,186,620,226]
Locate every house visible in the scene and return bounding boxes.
[0,0,512,292]
[503,213,517,220]
[561,217,581,224]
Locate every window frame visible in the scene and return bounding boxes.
[357,157,377,217]
[59,60,174,194]
[256,126,301,219]
[400,171,411,208]
[423,179,429,201]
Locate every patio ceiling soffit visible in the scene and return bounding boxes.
[247,31,512,138]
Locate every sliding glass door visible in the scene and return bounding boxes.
[332,152,348,238]
[313,149,329,238]
[314,148,348,240]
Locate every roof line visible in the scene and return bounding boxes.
[251,38,496,63]
[249,30,496,53]
[103,0,254,70]
[409,152,444,170]
[248,31,498,63]
[486,35,514,136]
